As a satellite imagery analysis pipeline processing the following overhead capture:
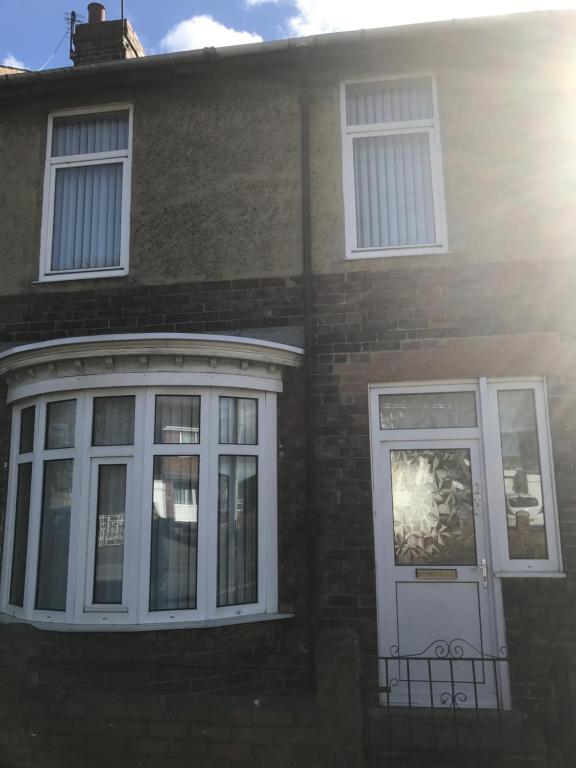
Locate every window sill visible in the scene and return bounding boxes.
[494,571,566,579]
[34,269,128,284]
[0,611,294,633]
[346,246,450,260]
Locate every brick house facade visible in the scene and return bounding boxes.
[0,6,575,767]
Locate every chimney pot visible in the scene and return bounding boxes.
[87,3,106,24]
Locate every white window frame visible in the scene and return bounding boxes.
[0,384,279,629]
[39,103,133,282]
[368,378,563,576]
[341,73,448,260]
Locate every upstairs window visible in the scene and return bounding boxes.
[40,105,132,281]
[342,75,448,259]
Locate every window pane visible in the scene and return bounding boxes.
[45,400,76,449]
[217,456,258,607]
[93,465,126,605]
[9,463,32,607]
[379,392,477,430]
[154,396,200,444]
[19,406,35,453]
[52,112,129,157]
[353,133,436,248]
[219,397,258,445]
[93,396,135,446]
[51,163,123,272]
[150,456,199,611]
[391,448,477,566]
[36,460,73,611]
[346,78,433,125]
[497,390,548,559]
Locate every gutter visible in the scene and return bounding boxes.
[0,10,569,95]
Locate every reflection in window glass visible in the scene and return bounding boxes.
[93,396,135,446]
[93,465,126,604]
[219,397,258,445]
[9,464,32,607]
[391,448,477,565]
[379,392,477,430]
[497,390,548,559]
[19,407,35,454]
[150,456,199,610]
[36,459,73,610]
[217,456,258,606]
[45,400,76,449]
[154,396,200,444]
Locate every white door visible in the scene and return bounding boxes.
[370,383,510,710]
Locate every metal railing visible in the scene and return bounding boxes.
[365,640,545,761]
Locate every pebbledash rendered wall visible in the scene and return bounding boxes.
[1,11,576,768]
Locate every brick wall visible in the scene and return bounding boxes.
[1,259,576,764]
[309,258,576,715]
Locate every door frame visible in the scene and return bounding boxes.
[368,380,511,709]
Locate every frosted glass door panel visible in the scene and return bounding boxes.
[391,448,476,565]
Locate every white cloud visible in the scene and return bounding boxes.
[160,15,263,53]
[2,53,25,69]
[246,0,576,36]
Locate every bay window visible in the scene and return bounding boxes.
[0,334,303,628]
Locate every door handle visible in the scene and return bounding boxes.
[473,483,482,516]
[471,558,489,588]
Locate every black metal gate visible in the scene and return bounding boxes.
[365,644,552,765]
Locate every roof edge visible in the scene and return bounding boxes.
[1,10,574,92]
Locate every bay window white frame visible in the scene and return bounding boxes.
[0,385,278,628]
[39,103,133,282]
[341,73,448,260]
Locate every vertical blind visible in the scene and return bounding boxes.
[346,77,438,250]
[50,111,128,272]
[353,133,436,248]
[346,77,433,125]
[217,456,258,607]
[9,464,32,607]
[35,460,73,611]
[92,396,135,446]
[150,456,199,611]
[51,164,123,271]
[93,464,127,604]
[52,112,129,157]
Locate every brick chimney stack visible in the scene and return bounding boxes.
[72,3,145,66]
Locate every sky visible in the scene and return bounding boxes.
[2,0,576,71]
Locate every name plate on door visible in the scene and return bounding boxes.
[415,568,457,581]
